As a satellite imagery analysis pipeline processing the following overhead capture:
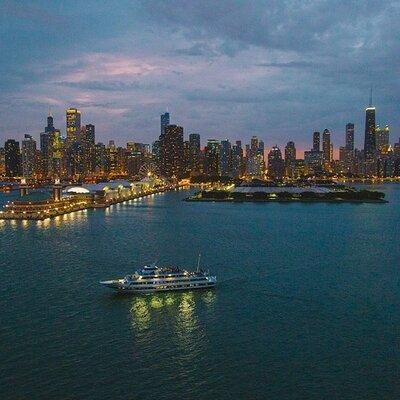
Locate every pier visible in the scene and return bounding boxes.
[0,178,187,221]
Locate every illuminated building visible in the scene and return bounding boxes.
[220,139,232,177]
[267,145,284,180]
[5,139,21,177]
[231,141,243,178]
[345,123,354,151]
[48,129,63,178]
[106,140,118,175]
[322,129,331,163]
[126,150,143,176]
[159,124,184,179]
[313,131,320,152]
[66,108,81,147]
[21,134,37,179]
[204,139,220,176]
[364,106,376,159]
[188,133,201,175]
[375,125,390,153]
[40,112,57,177]
[304,150,323,174]
[246,136,264,177]
[160,112,170,134]
[394,140,400,176]
[95,143,107,174]
[0,147,5,175]
[284,141,296,178]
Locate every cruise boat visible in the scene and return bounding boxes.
[100,261,217,293]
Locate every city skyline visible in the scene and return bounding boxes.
[0,102,395,159]
[2,102,400,182]
[0,1,399,149]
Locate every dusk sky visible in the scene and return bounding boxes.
[0,0,399,154]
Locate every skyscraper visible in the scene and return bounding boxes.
[220,139,232,177]
[159,124,184,179]
[267,146,284,180]
[322,129,331,163]
[40,112,56,176]
[83,124,96,174]
[345,123,354,151]
[188,133,201,175]
[364,105,376,158]
[284,141,296,177]
[21,134,37,178]
[204,140,220,176]
[231,141,243,178]
[375,125,390,153]
[5,139,21,177]
[313,132,320,152]
[160,112,170,135]
[85,124,95,144]
[66,108,81,147]
[46,113,54,133]
[247,136,264,177]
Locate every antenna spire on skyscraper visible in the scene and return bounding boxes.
[369,86,373,107]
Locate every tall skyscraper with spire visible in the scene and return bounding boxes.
[364,89,376,159]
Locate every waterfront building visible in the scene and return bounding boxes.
[160,112,170,135]
[5,139,21,177]
[267,145,284,180]
[313,132,320,152]
[159,124,184,179]
[204,139,220,177]
[220,139,232,177]
[188,133,201,175]
[21,134,37,179]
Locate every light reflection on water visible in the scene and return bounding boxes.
[130,290,216,336]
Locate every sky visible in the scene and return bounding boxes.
[0,0,399,155]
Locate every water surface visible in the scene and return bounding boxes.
[1,185,399,399]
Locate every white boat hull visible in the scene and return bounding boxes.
[100,281,216,293]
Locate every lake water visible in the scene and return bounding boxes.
[1,184,399,399]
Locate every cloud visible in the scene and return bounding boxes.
[0,0,399,152]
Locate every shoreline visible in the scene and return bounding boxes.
[184,197,387,204]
